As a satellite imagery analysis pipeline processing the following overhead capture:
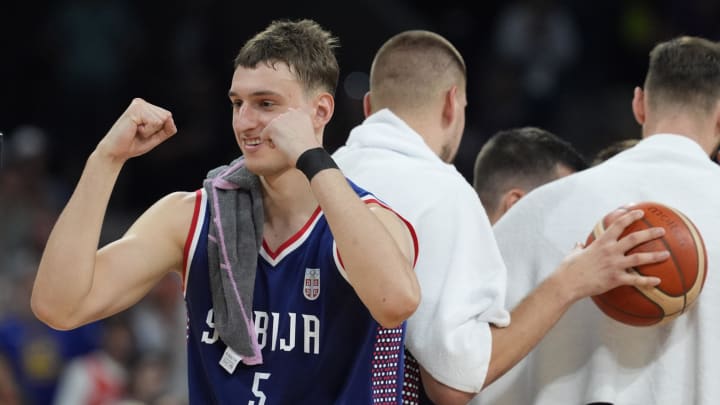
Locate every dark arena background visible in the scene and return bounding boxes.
[0,1,718,404]
[2,1,719,215]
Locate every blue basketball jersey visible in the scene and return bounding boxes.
[182,182,417,404]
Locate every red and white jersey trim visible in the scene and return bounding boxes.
[182,191,418,287]
[334,195,419,282]
[182,188,207,295]
[260,206,324,267]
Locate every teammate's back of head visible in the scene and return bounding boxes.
[473,126,588,224]
[643,36,720,114]
[364,30,468,163]
[367,30,466,116]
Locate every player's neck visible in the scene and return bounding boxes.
[261,170,319,249]
[644,114,718,156]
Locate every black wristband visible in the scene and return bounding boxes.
[296,147,339,182]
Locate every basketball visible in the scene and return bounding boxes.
[585,201,707,327]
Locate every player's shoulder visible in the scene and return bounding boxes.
[143,190,202,240]
[157,190,200,212]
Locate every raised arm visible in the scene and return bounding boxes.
[31,98,189,330]
[309,169,419,328]
[264,108,420,328]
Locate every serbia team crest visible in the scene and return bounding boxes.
[304,268,320,300]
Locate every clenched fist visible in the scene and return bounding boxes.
[96,98,178,163]
[261,108,322,168]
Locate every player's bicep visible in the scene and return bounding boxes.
[369,204,417,266]
[82,192,194,321]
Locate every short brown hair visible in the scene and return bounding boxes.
[234,19,340,96]
[473,127,588,215]
[644,36,720,113]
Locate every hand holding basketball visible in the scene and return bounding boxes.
[557,208,668,303]
[586,201,708,326]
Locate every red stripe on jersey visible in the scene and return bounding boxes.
[335,197,420,269]
[182,189,203,290]
[263,205,323,260]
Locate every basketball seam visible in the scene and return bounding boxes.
[671,207,707,308]
[594,292,664,320]
[637,217,687,308]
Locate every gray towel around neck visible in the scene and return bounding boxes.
[203,156,264,365]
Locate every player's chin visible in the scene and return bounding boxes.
[242,158,265,176]
[243,157,287,178]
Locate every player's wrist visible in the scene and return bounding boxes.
[88,148,127,171]
[544,265,583,306]
[296,147,338,182]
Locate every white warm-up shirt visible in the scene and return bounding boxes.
[479,134,720,404]
[333,109,511,393]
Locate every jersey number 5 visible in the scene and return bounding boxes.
[249,372,271,405]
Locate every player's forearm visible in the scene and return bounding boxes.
[309,168,420,328]
[485,272,573,388]
[31,150,124,329]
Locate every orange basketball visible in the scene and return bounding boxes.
[586,201,707,326]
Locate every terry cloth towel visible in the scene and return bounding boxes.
[203,156,264,366]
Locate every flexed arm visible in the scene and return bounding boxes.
[265,108,420,328]
[31,98,186,330]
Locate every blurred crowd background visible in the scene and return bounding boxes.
[1,0,718,403]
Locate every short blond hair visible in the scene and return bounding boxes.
[369,30,466,113]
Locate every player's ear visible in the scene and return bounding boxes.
[493,188,526,224]
[362,92,372,118]
[313,92,335,127]
[502,188,525,212]
[632,86,646,125]
[712,99,720,142]
[441,86,458,128]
